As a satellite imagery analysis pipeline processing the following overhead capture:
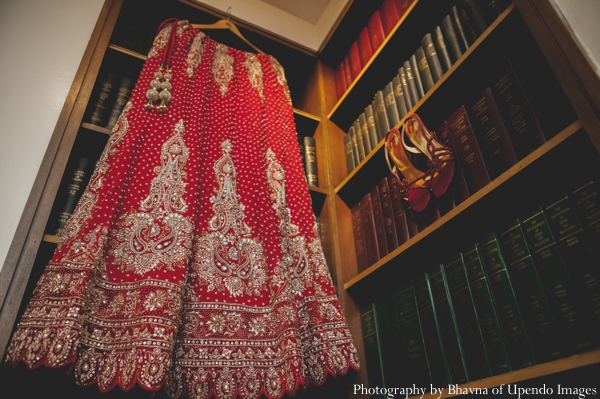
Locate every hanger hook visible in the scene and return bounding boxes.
[226,7,232,21]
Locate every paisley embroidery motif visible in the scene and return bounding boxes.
[192,140,268,297]
[111,120,193,275]
[187,32,206,78]
[244,53,263,101]
[212,44,234,96]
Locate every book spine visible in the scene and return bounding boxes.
[436,119,470,206]
[380,0,401,36]
[463,243,512,375]
[105,77,132,130]
[334,62,347,100]
[348,41,362,81]
[55,157,91,236]
[89,73,115,126]
[393,281,431,388]
[351,203,369,273]
[360,194,381,266]
[458,0,489,37]
[383,82,400,129]
[398,67,414,112]
[410,54,425,100]
[368,10,386,52]
[415,46,435,94]
[469,87,519,179]
[441,15,463,64]
[353,120,367,161]
[303,136,318,187]
[343,56,352,86]
[479,232,536,370]
[414,273,450,387]
[457,4,479,45]
[364,104,380,149]
[492,60,546,159]
[360,304,385,388]
[375,90,391,140]
[359,113,373,155]
[378,178,400,252]
[428,264,469,384]
[375,295,408,387]
[421,33,444,83]
[392,74,408,120]
[357,27,374,67]
[387,174,411,245]
[520,207,596,353]
[569,181,600,261]
[432,26,452,73]
[349,126,361,167]
[444,252,492,380]
[451,5,471,51]
[371,98,383,142]
[344,132,355,173]
[498,219,565,363]
[544,194,600,330]
[370,186,390,259]
[447,105,491,194]
[403,60,420,107]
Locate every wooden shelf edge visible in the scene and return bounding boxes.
[42,234,59,244]
[416,349,600,399]
[332,3,516,191]
[326,0,420,119]
[343,119,583,290]
[293,108,320,122]
[108,44,147,60]
[81,122,112,135]
[309,186,328,195]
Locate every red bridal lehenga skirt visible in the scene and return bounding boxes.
[5,20,359,398]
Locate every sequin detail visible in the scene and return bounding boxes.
[213,44,234,96]
[244,53,263,101]
[187,32,206,78]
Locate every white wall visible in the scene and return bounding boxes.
[0,0,105,272]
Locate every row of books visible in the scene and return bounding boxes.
[299,136,319,187]
[361,179,600,389]
[334,0,412,100]
[343,0,513,173]
[89,72,133,130]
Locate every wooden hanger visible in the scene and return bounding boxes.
[192,9,265,55]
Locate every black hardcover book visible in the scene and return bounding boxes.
[421,33,443,83]
[451,5,472,51]
[90,72,115,126]
[569,180,600,261]
[375,295,407,388]
[303,136,318,187]
[457,0,489,37]
[456,3,479,44]
[403,61,420,109]
[410,54,425,100]
[432,26,452,73]
[105,77,132,130]
[415,47,435,94]
[360,304,385,388]
[398,67,414,111]
[392,74,409,120]
[56,157,91,236]
[441,15,463,64]
[479,232,536,370]
[364,104,380,150]
[383,82,401,129]
[387,174,412,245]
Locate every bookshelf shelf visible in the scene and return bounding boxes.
[416,349,600,399]
[42,234,59,244]
[108,44,147,60]
[343,120,583,292]
[81,122,111,135]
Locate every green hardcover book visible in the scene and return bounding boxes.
[343,132,355,173]
[428,264,469,384]
[479,232,536,370]
[349,126,361,167]
[393,281,430,389]
[375,295,408,388]
[520,207,595,354]
[410,54,425,100]
[463,243,512,375]
[364,104,380,150]
[353,119,367,161]
[569,180,600,261]
[498,219,564,362]
[414,273,450,388]
[415,46,435,94]
[360,304,384,389]
[359,113,373,156]
[432,26,452,73]
[444,252,492,381]
[375,90,391,141]
[450,5,471,51]
[441,15,463,64]
[392,74,409,120]
[544,194,600,334]
[383,81,400,129]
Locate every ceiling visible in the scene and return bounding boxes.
[187,0,351,54]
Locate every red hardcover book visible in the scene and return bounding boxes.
[395,0,412,17]
[380,0,400,36]
[357,27,374,67]
[378,177,400,252]
[387,173,416,241]
[348,41,362,81]
[368,11,386,52]
[371,185,390,259]
[360,193,381,266]
[351,203,369,273]
[334,62,347,100]
[343,56,352,87]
